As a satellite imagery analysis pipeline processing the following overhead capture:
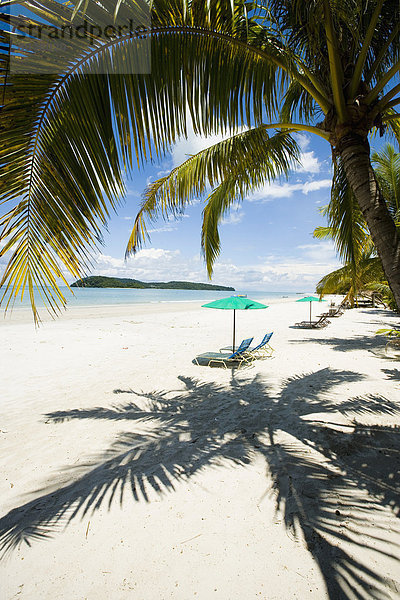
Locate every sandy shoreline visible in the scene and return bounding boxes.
[1,297,400,599]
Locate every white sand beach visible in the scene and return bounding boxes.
[1,298,400,599]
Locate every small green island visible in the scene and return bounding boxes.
[72,276,235,291]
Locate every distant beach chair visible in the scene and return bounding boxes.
[194,337,254,368]
[318,306,343,318]
[246,332,275,358]
[385,337,400,357]
[294,315,330,329]
[355,297,374,307]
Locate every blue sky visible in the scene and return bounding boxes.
[89,129,343,292]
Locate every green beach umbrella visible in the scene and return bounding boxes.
[202,296,268,352]
[296,295,325,324]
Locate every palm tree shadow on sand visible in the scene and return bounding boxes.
[1,367,400,599]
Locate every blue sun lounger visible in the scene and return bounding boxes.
[246,332,274,358]
[194,337,254,368]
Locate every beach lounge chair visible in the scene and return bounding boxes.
[317,306,343,318]
[294,315,330,329]
[194,337,254,368]
[246,332,275,358]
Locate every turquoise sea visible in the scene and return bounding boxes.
[4,287,309,310]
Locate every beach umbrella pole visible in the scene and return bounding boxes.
[296,296,324,324]
[233,309,236,353]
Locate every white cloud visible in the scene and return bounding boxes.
[221,210,245,225]
[302,179,331,193]
[292,134,321,173]
[132,248,179,262]
[246,178,331,201]
[295,133,310,151]
[220,202,244,225]
[248,182,300,200]
[210,243,340,290]
[147,224,178,234]
[99,240,339,290]
[124,189,142,199]
[93,249,212,284]
[205,240,341,291]
[95,248,179,268]
[294,133,321,173]
[147,212,190,234]
[171,131,225,167]
[0,234,12,252]
[297,151,321,173]
[296,241,338,263]
[56,238,342,291]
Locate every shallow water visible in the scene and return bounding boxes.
[3,286,308,310]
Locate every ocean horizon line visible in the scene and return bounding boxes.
[0,287,312,311]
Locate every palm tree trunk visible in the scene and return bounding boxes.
[338,133,400,310]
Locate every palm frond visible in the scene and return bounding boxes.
[316,264,353,297]
[127,128,299,274]
[380,112,400,152]
[313,224,333,240]
[348,0,385,100]
[317,159,369,266]
[279,78,319,123]
[1,69,127,321]
[316,250,384,302]
[363,5,400,86]
[126,127,275,254]
[372,144,400,217]
[201,131,301,274]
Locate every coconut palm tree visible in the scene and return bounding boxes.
[314,143,400,306]
[2,0,400,321]
[315,246,386,306]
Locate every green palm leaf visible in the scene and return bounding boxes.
[314,159,369,266]
[200,130,299,274]
[372,143,400,217]
[316,250,383,303]
[127,127,299,268]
